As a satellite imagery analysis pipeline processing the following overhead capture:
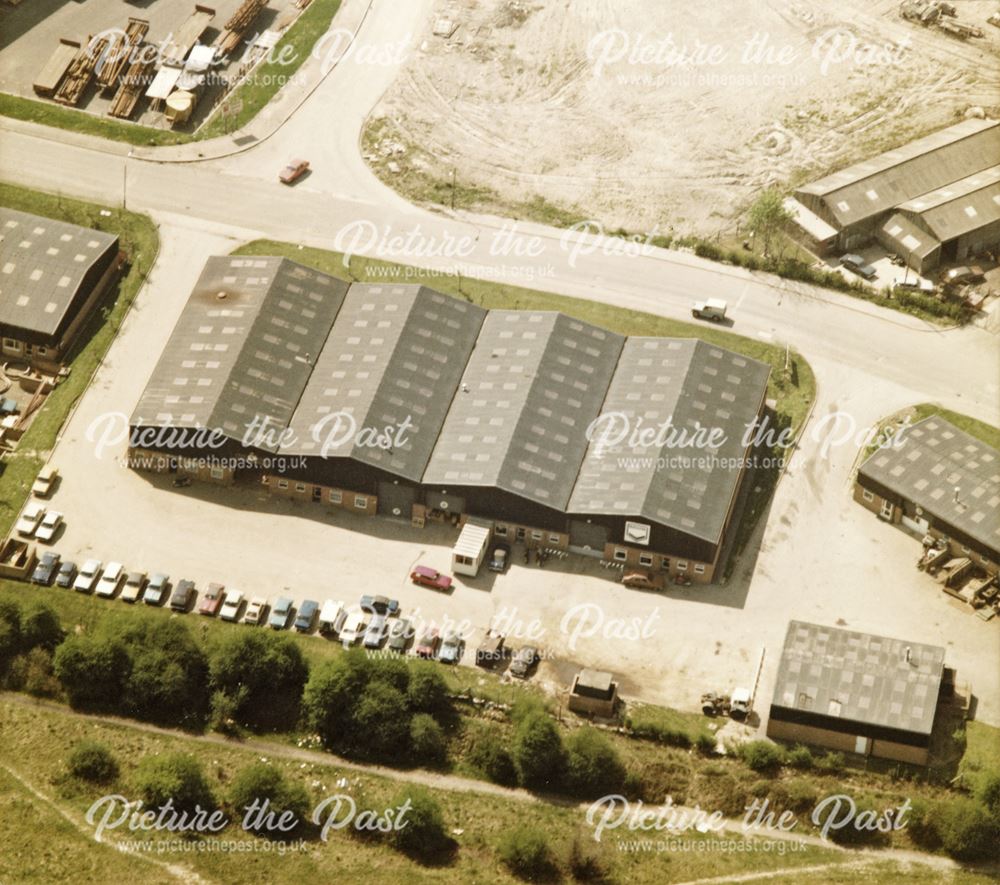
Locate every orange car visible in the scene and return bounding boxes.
[279,159,310,184]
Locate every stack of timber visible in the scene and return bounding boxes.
[53,35,109,105]
[96,18,150,90]
[108,47,155,119]
[215,0,267,56]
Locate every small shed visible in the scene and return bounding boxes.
[452,517,492,577]
[568,669,619,718]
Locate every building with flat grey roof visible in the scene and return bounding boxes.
[130,255,771,582]
[767,620,947,765]
[789,119,1000,271]
[854,416,1000,575]
[0,208,121,370]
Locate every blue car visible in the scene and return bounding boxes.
[294,599,318,633]
[269,597,294,630]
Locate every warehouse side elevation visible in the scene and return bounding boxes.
[129,256,771,583]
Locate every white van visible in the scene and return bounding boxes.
[319,600,347,636]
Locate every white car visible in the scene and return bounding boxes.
[35,510,63,543]
[74,559,103,593]
[220,589,244,622]
[339,611,368,648]
[96,561,125,598]
[15,503,46,537]
[243,596,267,625]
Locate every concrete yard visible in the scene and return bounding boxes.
[28,217,1000,728]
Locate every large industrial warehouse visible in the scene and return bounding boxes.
[129,255,771,583]
[789,118,1000,272]
[0,208,122,371]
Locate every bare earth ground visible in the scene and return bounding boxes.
[364,0,1000,234]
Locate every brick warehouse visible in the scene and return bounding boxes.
[128,255,772,583]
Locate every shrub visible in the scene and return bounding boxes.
[513,713,565,790]
[783,779,819,813]
[469,727,518,787]
[785,745,813,770]
[564,728,626,797]
[353,683,411,758]
[906,797,942,850]
[938,797,1000,861]
[391,787,450,860]
[53,636,130,708]
[0,600,22,668]
[498,826,554,880]
[20,647,60,697]
[695,732,717,755]
[67,741,119,784]
[406,662,449,716]
[975,774,1000,819]
[740,741,784,774]
[816,752,845,774]
[20,602,64,652]
[301,652,374,747]
[228,764,309,836]
[568,835,607,881]
[133,753,215,815]
[409,713,447,764]
[823,797,890,847]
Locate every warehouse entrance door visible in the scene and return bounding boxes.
[377,481,415,520]
[568,520,608,557]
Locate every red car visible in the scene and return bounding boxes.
[198,582,225,616]
[415,627,440,659]
[279,158,310,184]
[410,566,453,591]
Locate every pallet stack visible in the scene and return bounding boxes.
[215,0,267,56]
[96,18,149,91]
[53,35,108,105]
[108,48,155,119]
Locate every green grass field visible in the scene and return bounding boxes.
[0,185,158,537]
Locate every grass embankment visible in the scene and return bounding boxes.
[0,184,158,537]
[0,0,342,146]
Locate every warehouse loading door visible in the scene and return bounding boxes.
[569,520,608,556]
[377,481,416,520]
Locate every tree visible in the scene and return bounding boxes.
[409,713,447,764]
[564,728,626,797]
[134,753,215,815]
[497,826,554,880]
[368,654,410,694]
[67,741,119,784]
[53,636,130,708]
[513,712,565,790]
[406,661,449,716]
[209,631,308,729]
[353,682,410,758]
[20,602,63,652]
[0,599,22,668]
[302,652,373,747]
[469,727,518,786]
[228,764,309,836]
[938,797,1000,861]
[746,188,793,258]
[391,786,450,859]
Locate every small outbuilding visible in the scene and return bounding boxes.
[452,517,492,577]
[569,669,619,718]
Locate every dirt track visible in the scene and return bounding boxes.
[364,0,1000,234]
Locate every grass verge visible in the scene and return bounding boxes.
[0,184,158,536]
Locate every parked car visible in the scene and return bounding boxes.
[15,503,46,538]
[279,158,310,184]
[840,253,877,280]
[894,278,934,293]
[415,627,440,659]
[360,594,399,616]
[243,596,268,626]
[410,566,453,591]
[169,579,196,612]
[363,614,388,649]
[269,596,294,630]
[621,570,664,591]
[220,589,244,622]
[690,298,728,321]
[121,570,148,603]
[144,573,170,606]
[476,632,507,668]
[339,611,368,647]
[488,543,511,573]
[319,599,347,635]
[942,265,984,286]
[387,618,412,653]
[31,551,61,586]
[55,560,77,589]
[95,561,124,598]
[509,646,540,679]
[35,510,63,543]
[198,583,225,616]
[32,465,59,498]
[73,559,102,593]
[439,630,463,664]
[294,599,319,633]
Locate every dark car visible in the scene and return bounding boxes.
[840,253,877,280]
[294,599,319,633]
[487,543,511,573]
[360,594,399,616]
[31,551,61,586]
[509,646,540,679]
[387,618,412,653]
[169,579,196,612]
[55,560,77,588]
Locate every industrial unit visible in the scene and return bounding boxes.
[129,255,772,583]
[789,119,1000,272]
[766,620,948,766]
[0,208,122,372]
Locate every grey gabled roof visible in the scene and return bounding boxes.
[0,208,118,336]
[130,256,348,450]
[423,311,625,510]
[878,213,940,261]
[568,339,770,544]
[898,164,1000,242]
[282,284,485,481]
[772,621,945,737]
[858,416,1000,557]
